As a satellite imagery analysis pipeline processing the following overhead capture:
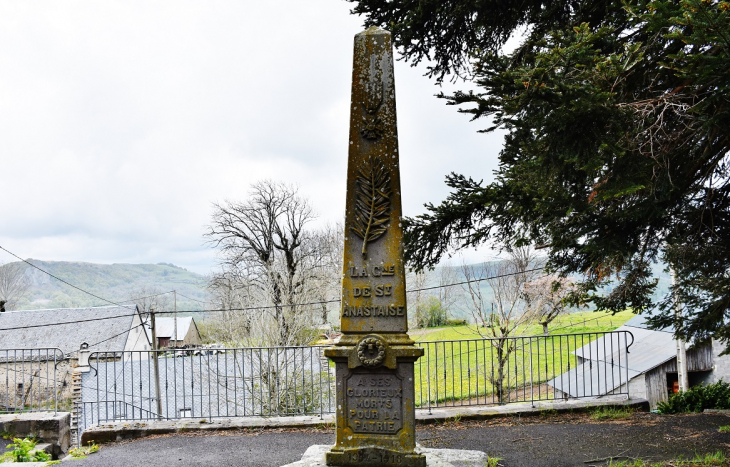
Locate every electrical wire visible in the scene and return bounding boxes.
[122,290,176,303]
[173,291,212,305]
[0,245,556,333]
[0,246,135,311]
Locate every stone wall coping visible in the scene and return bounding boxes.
[80,396,648,445]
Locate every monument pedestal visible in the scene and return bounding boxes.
[325,334,424,466]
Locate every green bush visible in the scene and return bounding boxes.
[415,296,448,328]
[1,437,51,462]
[657,381,730,414]
[444,319,467,326]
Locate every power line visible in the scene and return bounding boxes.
[173,291,212,305]
[82,322,148,353]
[0,271,549,331]
[0,246,135,311]
[0,243,551,331]
[406,267,545,293]
[0,313,146,333]
[123,290,176,303]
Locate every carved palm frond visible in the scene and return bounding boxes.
[351,156,391,256]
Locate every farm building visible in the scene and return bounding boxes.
[548,315,730,409]
[153,317,201,348]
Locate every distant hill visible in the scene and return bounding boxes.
[10,260,210,312]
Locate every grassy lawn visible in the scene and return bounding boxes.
[608,452,729,466]
[413,309,636,342]
[411,310,635,408]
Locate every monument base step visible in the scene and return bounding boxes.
[281,444,489,467]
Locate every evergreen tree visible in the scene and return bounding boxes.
[348,0,730,345]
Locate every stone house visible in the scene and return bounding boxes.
[0,305,151,413]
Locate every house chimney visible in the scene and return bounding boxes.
[78,343,91,372]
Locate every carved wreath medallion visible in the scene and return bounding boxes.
[357,335,386,367]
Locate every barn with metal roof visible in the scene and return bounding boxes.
[548,315,729,409]
[153,317,201,348]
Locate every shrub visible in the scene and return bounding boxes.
[415,296,448,328]
[657,381,730,414]
[1,437,51,462]
[444,319,467,326]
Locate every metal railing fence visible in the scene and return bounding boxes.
[78,345,335,432]
[414,330,634,412]
[0,348,67,414]
[78,331,633,425]
[0,331,633,443]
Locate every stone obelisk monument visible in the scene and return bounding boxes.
[324,27,426,467]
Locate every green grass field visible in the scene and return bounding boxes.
[412,309,636,342]
[411,310,636,408]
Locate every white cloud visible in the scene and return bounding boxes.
[0,0,503,274]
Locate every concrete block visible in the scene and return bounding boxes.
[0,412,71,459]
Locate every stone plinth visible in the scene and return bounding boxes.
[0,412,71,459]
[284,445,489,467]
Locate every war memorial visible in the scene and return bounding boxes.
[284,27,488,467]
[323,26,425,467]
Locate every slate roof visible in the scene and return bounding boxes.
[0,305,143,355]
[548,315,678,397]
[155,317,196,340]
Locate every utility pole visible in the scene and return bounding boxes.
[150,306,163,419]
[173,290,177,349]
[671,269,689,391]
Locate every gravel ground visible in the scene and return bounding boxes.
[57,412,730,466]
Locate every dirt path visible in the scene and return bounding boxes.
[68,412,730,466]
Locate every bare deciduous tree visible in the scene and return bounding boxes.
[462,247,544,402]
[523,275,577,335]
[204,181,341,346]
[436,261,461,321]
[0,262,31,311]
[203,267,257,343]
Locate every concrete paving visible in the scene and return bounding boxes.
[66,411,730,467]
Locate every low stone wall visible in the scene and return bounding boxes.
[80,396,649,445]
[0,412,71,459]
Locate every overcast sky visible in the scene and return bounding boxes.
[0,1,504,275]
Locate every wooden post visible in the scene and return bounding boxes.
[150,307,163,419]
[173,290,178,349]
[671,270,689,391]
